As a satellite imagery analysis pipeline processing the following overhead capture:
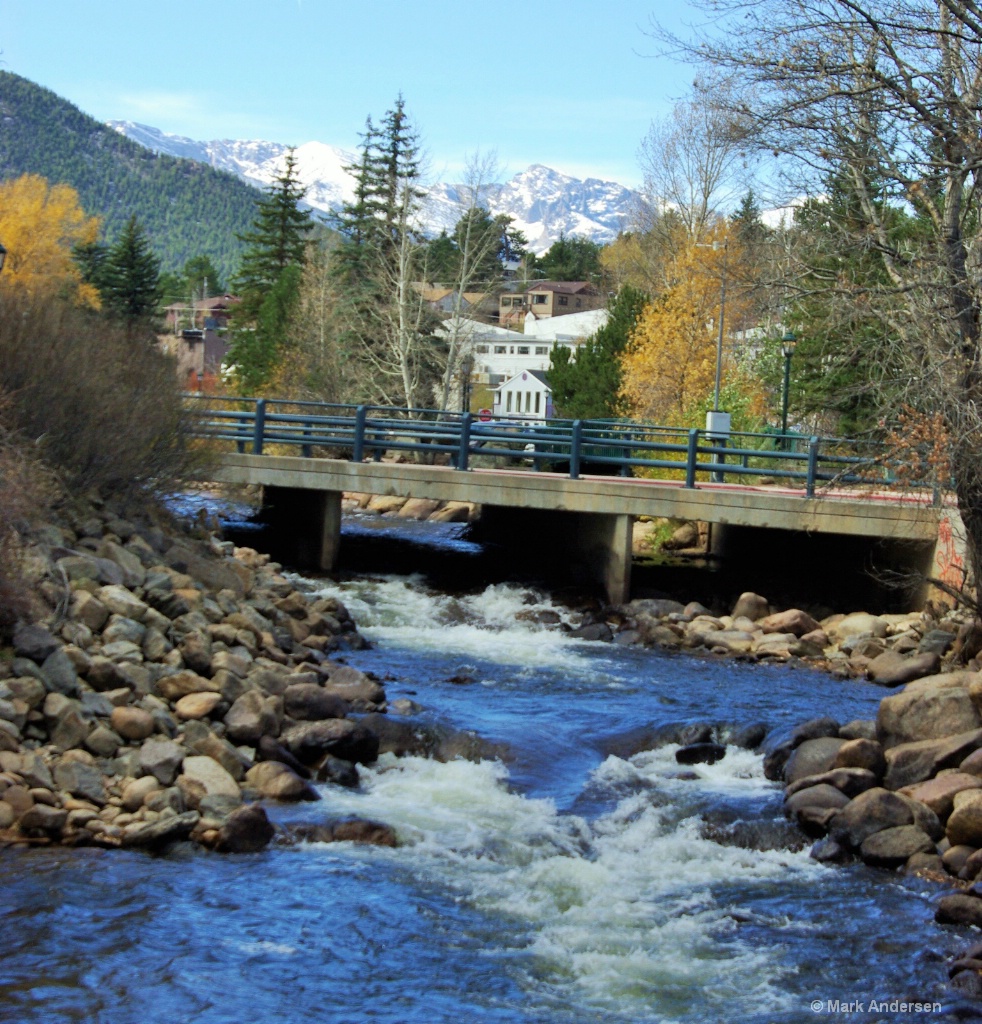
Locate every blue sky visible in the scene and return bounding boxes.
[0,0,699,185]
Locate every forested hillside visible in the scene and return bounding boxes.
[0,72,258,278]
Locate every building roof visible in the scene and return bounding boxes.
[525,281,598,295]
[495,368,551,391]
[435,317,527,341]
[523,307,609,339]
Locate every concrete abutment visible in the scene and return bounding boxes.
[259,486,342,572]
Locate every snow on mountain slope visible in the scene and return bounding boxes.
[108,121,637,253]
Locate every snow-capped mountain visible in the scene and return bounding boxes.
[108,121,638,254]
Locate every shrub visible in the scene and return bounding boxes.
[0,289,202,499]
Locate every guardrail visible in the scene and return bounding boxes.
[184,394,937,500]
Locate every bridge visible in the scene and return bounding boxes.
[188,396,961,606]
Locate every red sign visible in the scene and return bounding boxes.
[479,408,492,422]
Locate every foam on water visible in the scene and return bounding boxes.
[313,751,816,1021]
[297,574,595,670]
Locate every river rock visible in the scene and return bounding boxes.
[96,585,148,622]
[759,609,820,637]
[791,717,840,747]
[110,706,155,741]
[785,784,851,831]
[937,894,982,929]
[322,666,386,708]
[13,622,61,662]
[877,680,982,748]
[833,738,886,778]
[785,767,878,800]
[830,788,914,848]
[53,761,107,806]
[122,775,161,812]
[398,498,442,520]
[675,742,726,765]
[883,730,982,790]
[224,690,281,745]
[919,629,956,655]
[833,612,889,640]
[139,737,185,785]
[217,804,274,853]
[40,649,81,697]
[18,804,67,834]
[245,761,311,801]
[121,810,199,849]
[178,632,213,675]
[180,755,241,800]
[72,591,110,632]
[156,670,221,703]
[255,735,311,778]
[282,719,379,765]
[839,719,877,741]
[900,774,982,820]
[729,723,768,749]
[50,710,89,752]
[316,755,360,788]
[730,593,769,621]
[785,737,848,784]
[859,825,935,868]
[367,495,407,515]
[329,819,398,846]
[947,792,982,847]
[174,692,222,720]
[867,650,942,687]
[283,683,348,722]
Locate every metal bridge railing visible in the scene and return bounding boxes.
[183,394,938,501]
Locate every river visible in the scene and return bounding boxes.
[0,516,975,1023]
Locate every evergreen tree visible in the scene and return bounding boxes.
[100,216,162,331]
[548,285,648,419]
[233,149,313,320]
[184,254,225,297]
[530,233,604,283]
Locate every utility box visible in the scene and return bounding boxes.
[705,410,731,439]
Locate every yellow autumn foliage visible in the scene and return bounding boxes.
[0,174,101,307]
[620,221,752,423]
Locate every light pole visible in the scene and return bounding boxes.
[781,329,797,444]
[696,239,730,480]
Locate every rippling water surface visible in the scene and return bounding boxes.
[0,517,973,1023]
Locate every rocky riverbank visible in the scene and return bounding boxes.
[0,492,401,855]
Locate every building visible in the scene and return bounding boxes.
[161,294,239,390]
[491,369,553,423]
[498,281,602,327]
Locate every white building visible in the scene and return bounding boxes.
[491,369,553,423]
[439,309,610,386]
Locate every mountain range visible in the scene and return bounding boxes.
[108,121,639,255]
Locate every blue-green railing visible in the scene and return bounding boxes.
[184,395,936,501]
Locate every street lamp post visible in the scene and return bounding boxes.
[781,329,797,446]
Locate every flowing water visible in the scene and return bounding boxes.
[0,517,976,1023]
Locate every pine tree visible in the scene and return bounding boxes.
[101,216,162,331]
[233,149,313,320]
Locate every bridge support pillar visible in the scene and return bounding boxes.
[476,507,633,604]
[260,486,342,571]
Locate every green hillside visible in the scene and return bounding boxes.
[0,71,259,279]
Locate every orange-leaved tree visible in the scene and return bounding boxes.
[619,220,752,423]
[0,174,101,307]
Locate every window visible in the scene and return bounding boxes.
[557,295,568,306]
[535,346,548,355]
[535,392,541,414]
[506,392,513,413]
[494,345,506,354]
[476,345,489,354]
[532,294,547,305]
[517,346,529,354]
[575,299,582,307]
[525,391,532,412]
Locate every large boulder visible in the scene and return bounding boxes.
[758,609,820,637]
[829,788,914,848]
[883,730,982,790]
[937,894,982,929]
[900,773,982,820]
[784,767,878,800]
[283,683,348,722]
[322,666,386,708]
[180,755,241,801]
[245,761,312,801]
[859,825,935,868]
[730,593,769,621]
[833,738,886,779]
[217,804,274,853]
[223,690,282,745]
[867,651,941,688]
[877,678,982,748]
[121,811,199,849]
[947,791,982,847]
[784,737,849,784]
[139,737,185,785]
[281,719,379,766]
[831,612,889,640]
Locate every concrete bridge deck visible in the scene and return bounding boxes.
[210,452,949,606]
